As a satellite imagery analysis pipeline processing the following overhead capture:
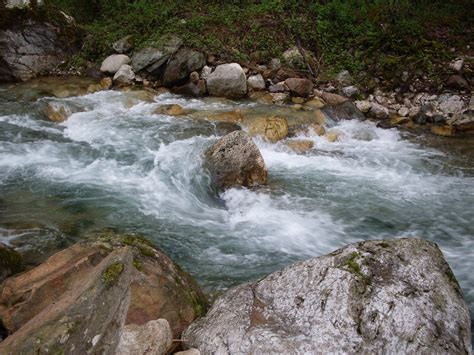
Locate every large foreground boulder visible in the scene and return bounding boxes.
[183,238,471,354]
[206,63,247,99]
[0,230,207,354]
[204,131,267,190]
[0,14,81,82]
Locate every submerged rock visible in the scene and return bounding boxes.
[0,243,24,284]
[0,231,207,354]
[206,63,247,99]
[154,104,185,116]
[285,139,314,154]
[183,238,471,354]
[204,131,267,190]
[247,116,289,143]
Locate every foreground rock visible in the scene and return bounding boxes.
[0,230,207,354]
[184,238,471,354]
[204,131,267,190]
[0,243,23,283]
[206,63,247,99]
[0,17,81,82]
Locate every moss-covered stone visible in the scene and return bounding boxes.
[101,262,124,287]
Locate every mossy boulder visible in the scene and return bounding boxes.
[0,230,207,354]
[184,238,471,354]
[0,243,24,283]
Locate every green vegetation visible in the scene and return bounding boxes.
[36,0,473,88]
[101,262,124,286]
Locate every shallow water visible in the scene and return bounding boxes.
[1,81,473,327]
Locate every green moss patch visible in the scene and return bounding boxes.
[101,262,124,287]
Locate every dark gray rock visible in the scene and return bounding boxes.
[163,48,205,87]
[0,20,80,82]
[112,35,133,54]
[184,238,471,354]
[322,101,365,121]
[204,131,267,190]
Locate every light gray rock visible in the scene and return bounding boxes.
[282,47,304,68]
[268,58,281,71]
[355,100,372,113]
[112,35,133,54]
[247,74,266,91]
[449,59,464,72]
[116,319,172,355]
[113,64,135,86]
[162,48,206,86]
[200,65,212,80]
[206,63,247,99]
[100,54,131,74]
[398,106,409,117]
[0,21,79,82]
[369,102,389,119]
[183,238,471,354]
[175,349,200,355]
[341,85,360,98]
[204,131,267,190]
[131,35,182,74]
[335,70,353,85]
[439,95,464,115]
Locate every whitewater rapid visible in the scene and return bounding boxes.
[0,87,473,323]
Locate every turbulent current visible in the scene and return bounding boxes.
[0,80,473,325]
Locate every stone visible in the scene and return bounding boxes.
[247,116,289,143]
[325,131,341,142]
[449,59,464,72]
[285,139,314,154]
[269,83,287,93]
[469,96,474,111]
[355,100,372,113]
[183,238,471,354]
[163,48,206,86]
[282,47,304,68]
[268,58,281,71]
[0,231,207,354]
[448,111,474,133]
[389,116,410,125]
[335,70,353,85]
[368,102,389,119]
[304,97,325,109]
[200,65,212,80]
[447,74,469,89]
[190,71,200,84]
[206,110,243,123]
[204,131,267,190]
[206,63,247,99]
[439,95,464,115]
[269,93,290,105]
[116,319,172,355]
[154,104,185,116]
[398,106,409,117]
[291,97,305,104]
[408,106,420,118]
[431,125,455,137]
[0,243,24,283]
[172,80,207,97]
[322,101,365,121]
[113,64,135,86]
[284,78,313,98]
[0,19,80,82]
[176,349,200,355]
[318,91,349,106]
[43,101,73,122]
[131,35,182,74]
[341,85,360,98]
[100,54,131,74]
[113,35,133,54]
[247,74,266,91]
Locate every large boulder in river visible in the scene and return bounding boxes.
[163,48,206,87]
[0,14,81,82]
[204,131,267,190]
[206,63,247,99]
[0,230,207,354]
[183,238,471,354]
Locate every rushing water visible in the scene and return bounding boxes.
[1,80,473,327]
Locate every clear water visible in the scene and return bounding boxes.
[0,83,473,328]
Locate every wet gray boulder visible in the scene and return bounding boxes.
[0,243,24,283]
[206,63,247,99]
[163,48,206,87]
[0,19,80,82]
[204,131,267,190]
[183,238,471,354]
[131,35,182,78]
